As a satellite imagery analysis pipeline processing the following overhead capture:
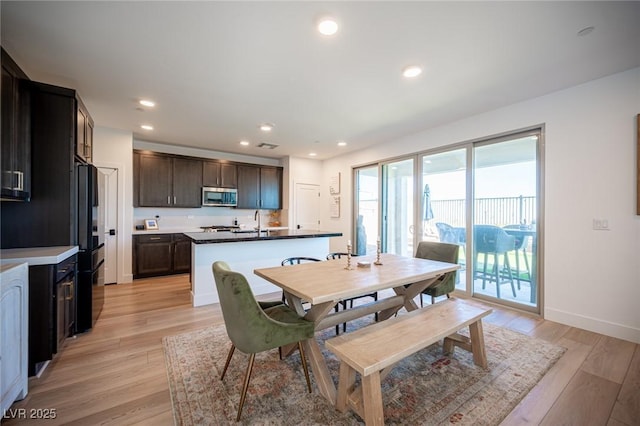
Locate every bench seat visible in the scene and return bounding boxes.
[325,298,492,425]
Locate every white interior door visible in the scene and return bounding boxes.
[294,183,320,230]
[98,167,118,284]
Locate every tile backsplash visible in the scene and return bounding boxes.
[133,207,282,230]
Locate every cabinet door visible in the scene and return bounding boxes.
[138,154,172,206]
[260,167,282,209]
[202,161,221,187]
[172,235,191,273]
[236,165,260,209]
[135,235,173,277]
[172,157,202,207]
[85,116,94,163]
[1,50,30,200]
[203,161,237,188]
[76,107,86,160]
[220,163,237,188]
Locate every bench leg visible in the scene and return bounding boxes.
[469,319,488,369]
[336,362,356,413]
[362,372,384,426]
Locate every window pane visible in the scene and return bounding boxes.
[383,158,414,256]
[422,149,467,291]
[355,166,378,255]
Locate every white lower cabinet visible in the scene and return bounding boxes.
[1,262,29,414]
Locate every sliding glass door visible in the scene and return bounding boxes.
[352,128,542,313]
[472,132,539,309]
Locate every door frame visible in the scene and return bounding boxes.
[94,161,126,284]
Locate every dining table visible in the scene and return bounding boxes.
[254,252,460,404]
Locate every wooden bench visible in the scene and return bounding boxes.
[325,298,492,425]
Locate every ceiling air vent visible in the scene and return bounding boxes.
[257,142,279,150]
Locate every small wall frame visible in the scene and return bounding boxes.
[144,219,159,230]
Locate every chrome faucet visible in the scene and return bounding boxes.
[254,210,262,233]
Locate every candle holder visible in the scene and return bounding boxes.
[374,239,383,265]
[345,243,353,270]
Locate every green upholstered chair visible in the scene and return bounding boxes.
[414,241,460,306]
[212,261,315,421]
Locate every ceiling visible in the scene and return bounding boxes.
[2,1,639,160]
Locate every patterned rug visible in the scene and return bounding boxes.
[162,317,565,425]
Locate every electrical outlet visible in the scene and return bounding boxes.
[592,218,610,230]
[187,215,195,219]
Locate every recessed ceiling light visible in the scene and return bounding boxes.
[309,152,317,157]
[259,123,274,132]
[139,99,155,107]
[317,18,338,36]
[337,141,347,147]
[402,65,422,78]
[577,26,595,37]
[140,124,153,130]
[239,140,250,146]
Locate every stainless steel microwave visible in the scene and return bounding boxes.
[202,187,237,207]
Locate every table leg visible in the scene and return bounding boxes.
[303,338,337,404]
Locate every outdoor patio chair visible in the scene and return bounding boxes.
[473,225,517,298]
[503,224,532,289]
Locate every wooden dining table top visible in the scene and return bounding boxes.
[254,253,460,305]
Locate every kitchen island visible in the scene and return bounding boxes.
[183,229,342,306]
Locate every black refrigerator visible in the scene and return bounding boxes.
[76,163,105,333]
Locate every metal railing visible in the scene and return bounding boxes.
[431,195,536,227]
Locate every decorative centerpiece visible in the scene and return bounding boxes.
[374,236,383,265]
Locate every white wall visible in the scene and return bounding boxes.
[282,157,324,228]
[323,68,640,343]
[93,127,134,283]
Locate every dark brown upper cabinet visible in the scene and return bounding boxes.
[135,151,202,207]
[203,160,237,188]
[1,48,31,201]
[236,165,282,210]
[75,97,93,164]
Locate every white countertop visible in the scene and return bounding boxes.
[0,246,79,266]
[1,262,28,273]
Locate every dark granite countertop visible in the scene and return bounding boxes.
[183,229,342,244]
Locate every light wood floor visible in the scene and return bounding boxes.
[3,274,638,425]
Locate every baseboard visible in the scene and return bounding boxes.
[545,307,640,344]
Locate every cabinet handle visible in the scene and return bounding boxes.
[174,196,177,204]
[167,196,171,205]
[149,237,161,240]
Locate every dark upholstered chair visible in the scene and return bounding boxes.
[473,225,516,298]
[280,257,322,304]
[326,252,378,334]
[503,225,531,289]
[212,261,314,421]
[414,241,459,306]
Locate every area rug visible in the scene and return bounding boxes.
[162,317,565,425]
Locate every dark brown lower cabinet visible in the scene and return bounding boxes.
[133,233,191,278]
[172,234,191,274]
